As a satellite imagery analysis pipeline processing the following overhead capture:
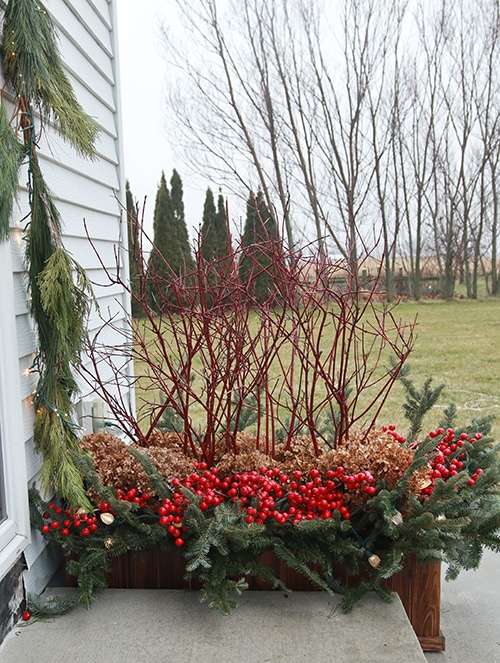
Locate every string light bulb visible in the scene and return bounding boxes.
[392,511,403,526]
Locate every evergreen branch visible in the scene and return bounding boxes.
[273,539,334,594]
[128,447,173,500]
[184,507,227,573]
[338,578,393,613]
[0,104,25,241]
[34,409,92,511]
[3,0,99,157]
[37,248,94,364]
[27,592,77,619]
[398,374,444,443]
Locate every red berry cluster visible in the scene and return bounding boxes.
[223,465,289,524]
[381,423,407,444]
[158,491,186,547]
[40,503,99,537]
[285,468,375,522]
[39,489,158,541]
[157,463,378,544]
[115,487,151,508]
[422,428,484,496]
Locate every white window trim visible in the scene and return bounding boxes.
[0,239,30,578]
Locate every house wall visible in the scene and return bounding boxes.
[0,0,128,636]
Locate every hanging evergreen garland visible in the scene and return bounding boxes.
[2,0,98,156]
[1,0,100,509]
[0,104,25,240]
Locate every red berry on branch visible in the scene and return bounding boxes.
[22,611,31,622]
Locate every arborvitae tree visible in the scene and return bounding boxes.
[215,190,231,257]
[170,168,193,271]
[201,188,231,263]
[239,190,278,302]
[147,170,193,310]
[148,172,173,310]
[201,187,218,261]
[125,180,142,317]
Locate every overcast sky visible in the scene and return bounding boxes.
[116,2,206,237]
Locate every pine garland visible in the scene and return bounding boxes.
[2,0,98,157]
[1,0,100,507]
[0,104,25,240]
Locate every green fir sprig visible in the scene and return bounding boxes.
[398,373,444,443]
[26,592,77,620]
[0,104,25,240]
[3,0,99,157]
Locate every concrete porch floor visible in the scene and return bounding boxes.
[0,548,497,662]
[423,547,499,662]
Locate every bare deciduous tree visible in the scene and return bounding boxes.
[161,0,500,299]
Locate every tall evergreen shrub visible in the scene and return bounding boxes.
[239,190,278,302]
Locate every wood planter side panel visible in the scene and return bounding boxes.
[66,550,444,651]
[384,555,444,652]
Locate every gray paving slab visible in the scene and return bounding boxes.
[0,589,426,663]
[424,547,500,663]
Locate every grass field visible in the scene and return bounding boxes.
[134,297,500,441]
[375,298,500,438]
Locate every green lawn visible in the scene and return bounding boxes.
[375,298,500,438]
